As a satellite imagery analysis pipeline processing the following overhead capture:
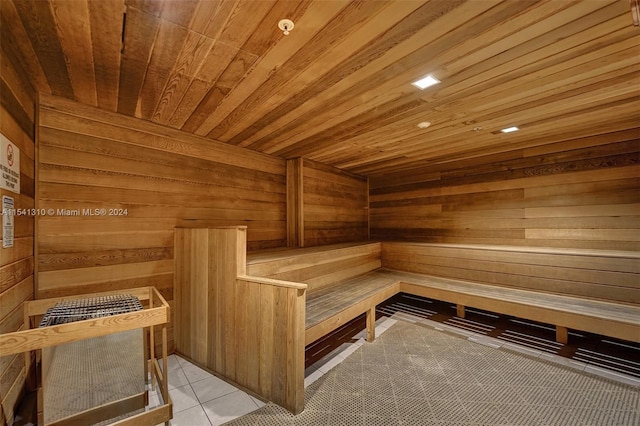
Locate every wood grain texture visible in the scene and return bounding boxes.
[370,130,640,251]
[36,94,289,354]
[7,0,638,174]
[382,242,640,305]
[0,26,36,422]
[247,242,381,294]
[393,270,640,343]
[286,158,368,247]
[300,159,368,247]
[174,227,305,414]
[0,287,171,426]
[304,273,399,345]
[248,238,639,349]
[286,158,304,247]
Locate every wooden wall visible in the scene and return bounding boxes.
[0,40,36,424]
[370,129,640,251]
[36,94,287,353]
[382,242,640,305]
[288,158,368,247]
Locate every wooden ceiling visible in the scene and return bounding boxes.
[2,0,639,176]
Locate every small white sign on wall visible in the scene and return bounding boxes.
[1,132,20,194]
[2,195,14,248]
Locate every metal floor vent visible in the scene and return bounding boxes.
[497,329,565,354]
[574,347,640,378]
[39,294,143,327]
[377,300,436,320]
[444,310,495,335]
[376,293,640,379]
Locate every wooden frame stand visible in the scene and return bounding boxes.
[0,287,172,426]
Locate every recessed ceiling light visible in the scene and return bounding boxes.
[411,75,440,90]
[501,126,519,133]
[417,121,431,129]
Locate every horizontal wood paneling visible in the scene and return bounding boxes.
[247,242,381,294]
[301,159,368,247]
[370,130,640,251]
[382,242,640,307]
[37,94,288,354]
[0,35,36,424]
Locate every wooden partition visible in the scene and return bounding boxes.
[0,31,37,424]
[382,242,640,305]
[287,158,368,247]
[370,129,640,251]
[174,226,305,414]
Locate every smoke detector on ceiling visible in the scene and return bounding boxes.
[278,19,294,35]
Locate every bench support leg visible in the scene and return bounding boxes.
[366,307,376,342]
[556,326,568,344]
[456,304,465,319]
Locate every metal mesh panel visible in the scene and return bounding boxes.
[40,294,145,424]
[227,318,640,425]
[39,294,143,327]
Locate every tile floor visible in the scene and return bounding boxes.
[148,354,266,425]
[148,317,398,426]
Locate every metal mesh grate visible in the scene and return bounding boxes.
[39,294,142,327]
[227,317,640,425]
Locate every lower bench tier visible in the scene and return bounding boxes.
[305,268,640,346]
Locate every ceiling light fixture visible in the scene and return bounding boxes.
[501,126,519,133]
[411,75,440,90]
[417,121,431,129]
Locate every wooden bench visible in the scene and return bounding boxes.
[246,242,398,345]
[247,241,640,345]
[175,227,640,415]
[381,269,640,344]
[381,242,640,344]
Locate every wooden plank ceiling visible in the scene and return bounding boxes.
[3,0,639,176]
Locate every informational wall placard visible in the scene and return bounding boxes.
[1,132,20,194]
[2,195,14,248]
